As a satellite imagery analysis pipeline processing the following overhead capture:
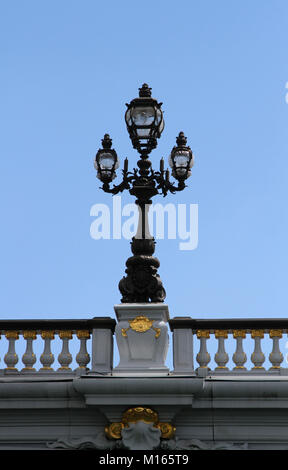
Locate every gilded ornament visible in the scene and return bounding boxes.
[215,330,228,339]
[233,330,246,338]
[251,330,264,339]
[122,407,158,425]
[156,422,176,439]
[105,422,124,440]
[269,330,283,338]
[76,330,90,339]
[196,330,210,339]
[106,407,176,441]
[59,330,73,339]
[41,331,55,340]
[121,316,160,339]
[5,331,19,340]
[23,331,37,340]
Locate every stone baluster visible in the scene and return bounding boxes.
[40,331,55,371]
[214,330,229,370]
[251,330,265,370]
[22,331,37,372]
[269,330,283,369]
[232,330,247,370]
[4,331,19,372]
[196,330,211,369]
[76,330,90,371]
[57,331,73,371]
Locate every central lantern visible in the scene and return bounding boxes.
[125,83,164,155]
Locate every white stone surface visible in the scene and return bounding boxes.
[113,303,170,374]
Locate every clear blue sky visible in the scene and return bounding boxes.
[0,0,287,326]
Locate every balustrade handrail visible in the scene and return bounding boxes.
[0,317,116,333]
[169,317,288,332]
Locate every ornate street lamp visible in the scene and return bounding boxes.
[94,84,194,303]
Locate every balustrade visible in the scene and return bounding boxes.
[1,316,288,376]
[0,318,115,374]
[170,318,288,374]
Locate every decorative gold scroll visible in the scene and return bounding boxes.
[269,329,283,338]
[233,330,246,338]
[121,316,160,339]
[105,407,175,440]
[215,330,228,339]
[196,330,210,339]
[251,330,264,339]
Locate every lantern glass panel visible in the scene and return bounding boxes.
[174,151,190,166]
[131,106,155,126]
[125,108,132,126]
[159,118,164,134]
[169,149,191,177]
[99,152,115,170]
[137,128,151,137]
[155,108,162,124]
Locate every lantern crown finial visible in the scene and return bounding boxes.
[176,131,187,147]
[102,133,112,149]
[139,83,152,97]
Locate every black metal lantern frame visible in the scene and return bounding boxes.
[94,134,119,182]
[168,131,194,182]
[125,83,164,156]
[94,85,194,303]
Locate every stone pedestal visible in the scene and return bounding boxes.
[113,303,170,375]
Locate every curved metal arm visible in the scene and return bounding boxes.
[101,171,135,195]
[153,170,186,197]
[100,163,187,198]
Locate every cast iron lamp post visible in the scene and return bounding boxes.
[94,84,194,303]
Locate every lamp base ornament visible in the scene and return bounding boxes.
[119,237,166,303]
